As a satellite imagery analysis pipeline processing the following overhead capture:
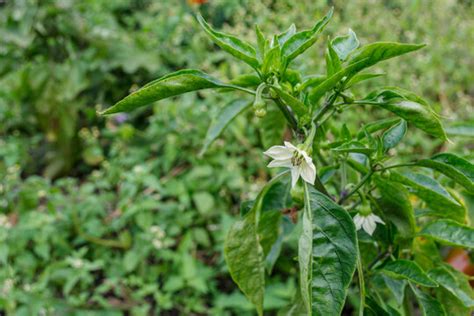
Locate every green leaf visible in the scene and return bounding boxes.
[325,42,342,77]
[381,274,406,306]
[348,42,425,73]
[197,14,259,69]
[331,29,359,61]
[258,210,282,257]
[255,24,267,62]
[200,99,251,155]
[374,177,415,238]
[229,73,261,88]
[345,73,385,89]
[446,123,474,137]
[277,24,297,46]
[262,44,281,76]
[224,172,289,315]
[272,87,307,117]
[300,75,326,92]
[382,119,407,151]
[419,220,474,249]
[300,185,358,315]
[259,106,287,149]
[332,140,375,156]
[428,264,474,308]
[364,87,446,140]
[409,283,447,316]
[100,70,237,115]
[417,153,474,193]
[281,8,333,64]
[356,118,401,140]
[380,260,438,287]
[390,172,466,222]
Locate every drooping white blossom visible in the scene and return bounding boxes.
[353,213,385,236]
[264,141,316,188]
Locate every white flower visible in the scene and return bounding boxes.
[353,213,385,236]
[264,141,316,188]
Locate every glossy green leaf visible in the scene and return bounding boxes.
[101,69,237,115]
[410,283,446,316]
[229,73,261,88]
[332,140,375,156]
[436,287,472,316]
[382,119,407,151]
[277,24,297,46]
[272,87,307,117]
[419,220,474,249]
[282,8,333,63]
[262,44,281,76]
[348,42,425,73]
[325,42,342,77]
[331,29,359,61]
[345,72,385,89]
[390,172,466,222]
[259,106,287,149]
[380,260,438,287]
[417,153,474,193]
[255,24,267,62]
[374,176,415,238]
[446,123,474,137]
[224,172,289,315]
[428,264,474,308]
[364,87,446,140]
[300,75,326,91]
[197,14,259,68]
[258,210,282,256]
[356,117,401,140]
[201,99,251,155]
[381,274,406,306]
[301,185,358,315]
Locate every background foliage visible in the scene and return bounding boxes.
[0,0,472,315]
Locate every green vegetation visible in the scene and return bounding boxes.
[1,1,473,315]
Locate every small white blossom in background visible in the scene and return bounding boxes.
[264,141,316,188]
[0,214,12,229]
[1,278,14,296]
[150,225,168,250]
[353,213,385,236]
[67,257,85,269]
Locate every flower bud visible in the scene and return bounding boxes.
[254,108,267,117]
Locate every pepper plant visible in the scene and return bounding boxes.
[100,9,474,316]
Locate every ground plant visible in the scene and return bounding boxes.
[100,8,474,316]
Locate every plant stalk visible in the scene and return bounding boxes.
[338,170,374,204]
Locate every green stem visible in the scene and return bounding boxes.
[338,170,374,204]
[313,92,338,123]
[273,97,300,133]
[380,162,417,171]
[357,252,365,316]
[314,174,331,198]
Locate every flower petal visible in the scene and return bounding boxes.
[284,141,298,152]
[291,166,301,188]
[353,214,363,230]
[362,218,376,235]
[371,214,385,225]
[268,158,292,168]
[264,146,293,160]
[300,150,313,164]
[300,161,316,185]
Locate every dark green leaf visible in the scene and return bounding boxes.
[417,153,474,193]
[419,220,474,249]
[258,210,282,256]
[374,176,415,238]
[428,264,474,308]
[229,73,261,88]
[277,24,297,46]
[331,29,359,61]
[260,106,287,149]
[356,118,401,140]
[409,283,447,316]
[390,172,466,222]
[348,42,425,73]
[197,14,259,68]
[281,8,333,63]
[381,274,406,306]
[326,42,342,77]
[382,119,407,151]
[364,87,446,140]
[201,99,251,155]
[345,73,385,89]
[272,87,307,117]
[380,260,438,287]
[101,70,237,115]
[332,140,375,155]
[300,75,326,91]
[262,43,282,76]
[302,185,358,315]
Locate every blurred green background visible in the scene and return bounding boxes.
[0,0,472,315]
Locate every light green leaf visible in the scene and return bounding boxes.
[331,29,359,61]
[325,42,342,77]
[258,210,282,257]
[262,43,281,76]
[382,119,407,151]
[197,14,259,68]
[390,172,466,222]
[363,87,446,140]
[255,24,267,62]
[332,140,375,156]
[200,99,251,155]
[417,153,474,193]
[259,106,287,149]
[277,24,297,46]
[348,42,425,73]
[282,8,333,63]
[428,264,474,308]
[374,176,415,238]
[356,117,401,140]
[345,72,385,89]
[446,123,474,137]
[301,185,358,315]
[380,260,438,287]
[419,220,474,249]
[409,283,447,316]
[100,69,238,115]
[272,87,307,117]
[229,73,261,88]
